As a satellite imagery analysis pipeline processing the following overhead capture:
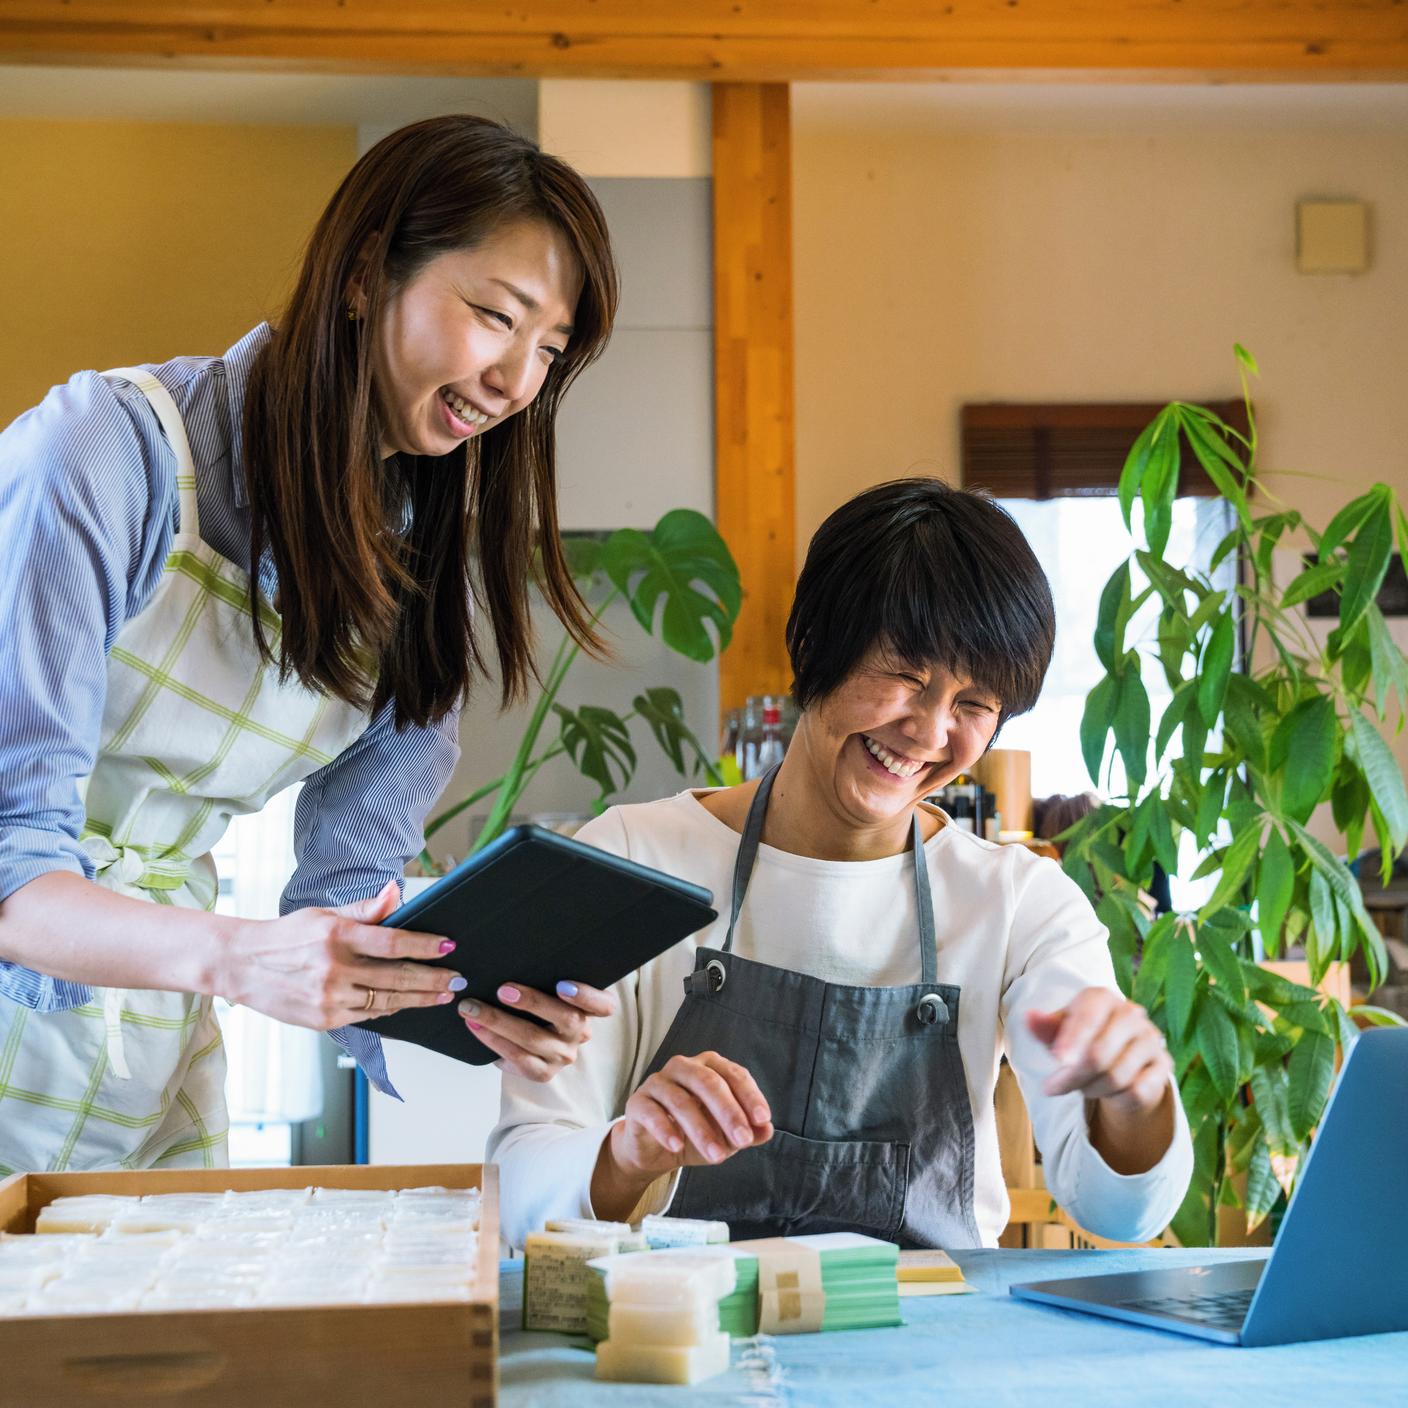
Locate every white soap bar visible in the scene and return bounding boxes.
[544,1217,646,1251]
[608,1298,720,1347]
[598,1248,738,1306]
[523,1231,619,1333]
[595,1332,731,1385]
[35,1197,136,1234]
[640,1214,728,1248]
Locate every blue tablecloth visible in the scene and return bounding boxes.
[498,1247,1406,1406]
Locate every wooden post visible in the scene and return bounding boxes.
[712,82,795,713]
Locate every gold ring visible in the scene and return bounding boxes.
[361,987,377,1013]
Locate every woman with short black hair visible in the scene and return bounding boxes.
[492,476,1192,1250]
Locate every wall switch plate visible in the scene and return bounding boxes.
[1297,199,1369,274]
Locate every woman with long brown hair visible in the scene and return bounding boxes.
[0,115,620,1173]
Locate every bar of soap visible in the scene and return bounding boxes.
[640,1214,729,1249]
[545,1217,647,1251]
[595,1331,731,1385]
[598,1248,738,1306]
[523,1231,619,1333]
[35,1197,137,1234]
[608,1298,720,1347]
[896,1249,964,1283]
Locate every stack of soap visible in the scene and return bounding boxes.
[2,1186,481,1314]
[732,1232,902,1334]
[591,1249,734,1385]
[585,1246,757,1342]
[640,1214,729,1249]
[522,1227,625,1333]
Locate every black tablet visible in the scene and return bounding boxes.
[354,824,717,1065]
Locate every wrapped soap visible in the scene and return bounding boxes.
[545,1217,647,1251]
[522,1230,619,1333]
[640,1214,729,1249]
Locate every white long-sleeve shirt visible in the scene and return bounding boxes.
[488,789,1192,1251]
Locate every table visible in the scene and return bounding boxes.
[499,1247,1406,1406]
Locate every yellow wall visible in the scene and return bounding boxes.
[792,85,1408,823]
[0,119,356,428]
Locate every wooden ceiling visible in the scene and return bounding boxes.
[2,1,1406,81]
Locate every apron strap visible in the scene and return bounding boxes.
[102,367,201,539]
[722,762,939,987]
[721,763,780,954]
[912,809,938,986]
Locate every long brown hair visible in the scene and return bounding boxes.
[243,115,618,728]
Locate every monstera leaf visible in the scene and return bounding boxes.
[601,510,741,662]
[633,687,719,780]
[553,704,636,802]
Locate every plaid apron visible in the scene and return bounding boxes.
[0,368,369,1173]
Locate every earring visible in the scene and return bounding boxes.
[347,305,359,322]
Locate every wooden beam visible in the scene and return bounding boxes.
[713,83,795,714]
[2,2,1406,80]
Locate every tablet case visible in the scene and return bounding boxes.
[354,824,718,1065]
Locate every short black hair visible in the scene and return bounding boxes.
[786,477,1055,721]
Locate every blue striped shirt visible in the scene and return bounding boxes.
[0,323,462,1099]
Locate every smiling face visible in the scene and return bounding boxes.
[790,643,1003,844]
[368,217,583,458]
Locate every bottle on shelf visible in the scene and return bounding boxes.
[755,700,786,775]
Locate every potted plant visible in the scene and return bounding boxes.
[1063,346,1408,1246]
[417,508,741,873]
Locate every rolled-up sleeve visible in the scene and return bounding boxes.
[282,699,460,1099]
[1000,860,1193,1245]
[0,374,170,1010]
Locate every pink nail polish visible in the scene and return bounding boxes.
[467,1019,483,1032]
[437,993,453,1004]
[438,940,456,955]
[498,985,521,1004]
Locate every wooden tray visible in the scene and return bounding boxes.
[0,1162,498,1408]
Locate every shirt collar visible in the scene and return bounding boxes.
[221,322,273,510]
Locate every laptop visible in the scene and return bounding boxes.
[1010,1025,1408,1346]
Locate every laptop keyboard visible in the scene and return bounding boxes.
[1120,1288,1254,1330]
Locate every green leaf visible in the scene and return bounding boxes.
[1319,488,1382,561]
[1094,562,1130,673]
[601,509,742,662]
[1199,822,1262,920]
[1180,409,1251,529]
[632,687,721,783]
[1281,555,1345,611]
[1244,1139,1280,1233]
[1197,926,1249,1006]
[1223,674,1268,771]
[1113,666,1151,791]
[1080,674,1118,787]
[558,532,605,582]
[1366,604,1408,719]
[1287,1031,1334,1141]
[1149,795,1179,874]
[1270,695,1337,825]
[1256,827,1295,955]
[1136,550,1200,607]
[1288,819,1389,988]
[1097,893,1138,997]
[1156,681,1195,763]
[1197,614,1236,726]
[1140,411,1181,558]
[1134,914,1175,1009]
[1339,495,1394,638]
[1348,711,1408,850]
[553,703,636,802]
[1165,929,1198,1045]
[1250,1061,1297,1156]
[1197,995,1241,1101]
[1194,768,1226,849]
[1118,416,1160,530]
[1348,1005,1408,1028]
[1234,343,1260,376]
[1308,868,1336,971]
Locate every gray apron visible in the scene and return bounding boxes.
[644,766,982,1249]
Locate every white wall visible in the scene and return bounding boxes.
[791,81,1408,796]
